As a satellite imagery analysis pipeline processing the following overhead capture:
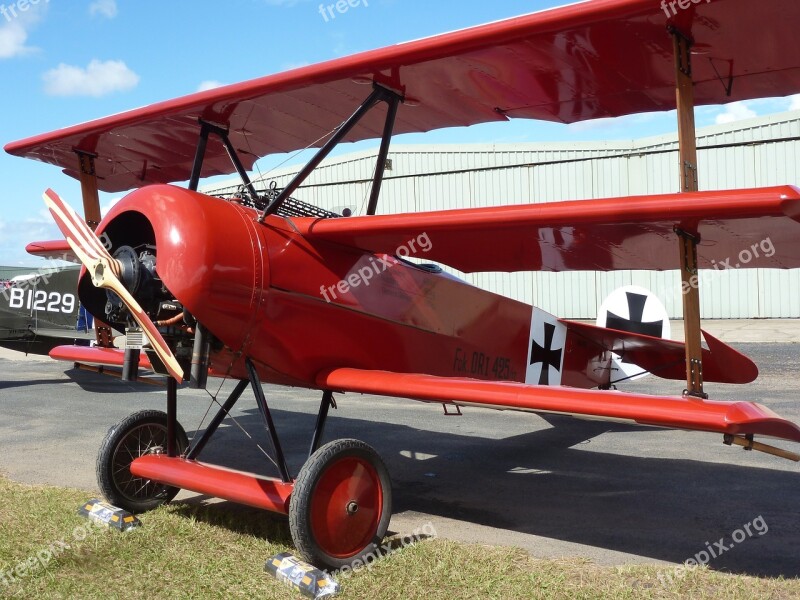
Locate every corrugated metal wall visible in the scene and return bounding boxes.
[208,110,800,318]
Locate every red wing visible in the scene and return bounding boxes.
[561,321,758,384]
[50,345,153,370]
[6,0,800,192]
[26,240,79,263]
[300,186,800,272]
[317,368,800,444]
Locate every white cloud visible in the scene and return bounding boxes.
[197,80,225,92]
[715,101,757,125]
[0,1,48,59]
[790,95,800,111]
[567,111,667,134]
[0,22,30,58]
[0,212,65,266]
[100,197,121,217]
[43,59,140,97]
[89,0,118,18]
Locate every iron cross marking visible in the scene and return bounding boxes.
[530,322,562,385]
[606,292,663,338]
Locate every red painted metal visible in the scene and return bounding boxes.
[81,185,269,360]
[561,321,758,384]
[66,183,800,448]
[25,240,77,263]
[318,368,800,444]
[6,0,800,192]
[130,455,294,514]
[50,345,154,370]
[310,456,383,559]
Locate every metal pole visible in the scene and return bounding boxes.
[188,124,211,191]
[186,379,249,460]
[309,391,334,457]
[245,359,292,482]
[259,86,389,221]
[366,95,400,216]
[167,377,178,457]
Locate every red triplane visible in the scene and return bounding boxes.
[6,0,800,569]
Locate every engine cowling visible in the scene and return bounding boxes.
[79,185,269,363]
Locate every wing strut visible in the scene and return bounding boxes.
[75,150,115,350]
[259,84,404,220]
[186,119,259,389]
[672,26,706,399]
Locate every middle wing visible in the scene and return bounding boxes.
[317,368,800,445]
[300,186,800,273]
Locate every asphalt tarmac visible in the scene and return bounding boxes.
[0,341,798,578]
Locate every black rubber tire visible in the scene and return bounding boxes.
[96,410,188,514]
[289,439,392,570]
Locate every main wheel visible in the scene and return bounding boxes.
[96,409,188,513]
[289,439,392,570]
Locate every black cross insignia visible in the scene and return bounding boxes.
[530,322,562,385]
[606,292,663,338]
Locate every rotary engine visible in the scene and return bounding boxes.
[100,243,199,381]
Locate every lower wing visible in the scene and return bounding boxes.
[50,345,153,370]
[317,368,800,447]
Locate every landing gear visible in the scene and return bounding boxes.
[97,362,393,570]
[290,439,392,570]
[96,409,188,513]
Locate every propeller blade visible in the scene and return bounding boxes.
[43,189,184,382]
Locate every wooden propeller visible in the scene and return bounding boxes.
[43,189,184,382]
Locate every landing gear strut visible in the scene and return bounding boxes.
[96,360,393,569]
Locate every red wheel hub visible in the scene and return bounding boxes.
[309,456,383,558]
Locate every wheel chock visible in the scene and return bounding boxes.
[265,552,339,598]
[77,499,141,532]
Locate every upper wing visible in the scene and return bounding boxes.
[5,0,800,192]
[300,186,800,272]
[317,368,800,445]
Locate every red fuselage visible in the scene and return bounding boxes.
[84,185,601,389]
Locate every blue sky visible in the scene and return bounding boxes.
[1,0,798,265]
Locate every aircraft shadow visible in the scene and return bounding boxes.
[60,366,169,395]
[186,406,799,579]
[0,378,75,390]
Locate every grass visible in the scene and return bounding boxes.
[0,476,798,599]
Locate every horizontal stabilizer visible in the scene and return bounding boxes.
[561,320,758,384]
[317,368,800,444]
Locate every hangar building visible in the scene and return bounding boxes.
[206,110,800,319]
